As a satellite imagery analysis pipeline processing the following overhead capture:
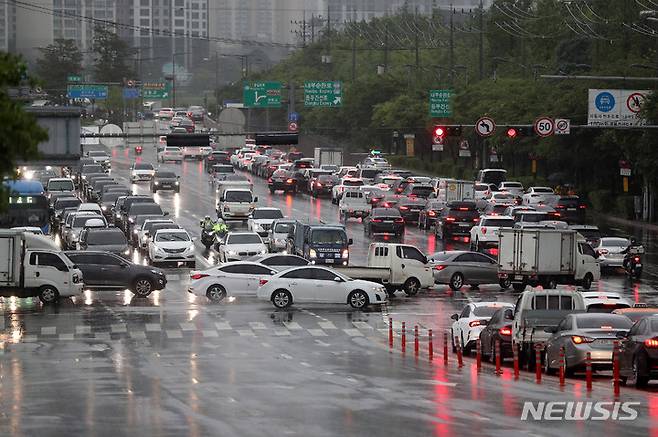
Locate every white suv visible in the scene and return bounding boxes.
[470,215,515,253]
[157,146,183,163]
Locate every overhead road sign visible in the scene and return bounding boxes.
[244,81,282,108]
[475,117,496,137]
[67,84,108,99]
[588,89,651,127]
[534,117,555,137]
[304,81,342,107]
[67,75,82,83]
[167,134,210,148]
[429,90,453,117]
[123,87,140,99]
[255,132,298,145]
[142,82,170,99]
[555,119,570,135]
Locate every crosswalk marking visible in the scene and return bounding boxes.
[59,333,74,340]
[343,329,364,337]
[145,323,161,332]
[307,329,328,337]
[166,330,183,339]
[237,329,255,337]
[318,321,337,330]
[111,324,127,333]
[352,321,374,330]
[274,328,291,336]
[179,323,196,331]
[215,321,232,330]
[130,331,147,340]
[249,322,268,330]
[283,321,303,330]
[75,326,91,334]
[41,326,56,335]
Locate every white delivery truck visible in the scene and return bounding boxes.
[0,230,83,303]
[217,188,258,221]
[497,228,600,292]
[314,147,344,167]
[333,243,434,296]
[435,179,475,203]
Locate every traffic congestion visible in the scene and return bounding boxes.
[2,108,658,435]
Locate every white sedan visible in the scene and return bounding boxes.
[450,302,514,353]
[218,232,268,262]
[188,261,278,301]
[148,228,195,267]
[257,266,387,309]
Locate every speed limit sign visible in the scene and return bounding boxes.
[533,116,554,137]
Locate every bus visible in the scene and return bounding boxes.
[0,180,50,234]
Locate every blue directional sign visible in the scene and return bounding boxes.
[288,111,300,122]
[123,87,140,99]
[67,84,108,99]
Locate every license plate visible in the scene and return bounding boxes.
[459,224,470,227]
[567,208,576,211]
[636,263,642,267]
[325,259,334,264]
[384,219,393,222]
[514,275,524,280]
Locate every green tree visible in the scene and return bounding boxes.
[34,39,83,102]
[92,26,137,83]
[0,52,49,211]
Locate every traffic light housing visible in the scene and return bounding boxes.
[505,126,532,138]
[431,125,462,144]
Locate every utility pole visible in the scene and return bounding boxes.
[383,27,389,73]
[449,5,455,86]
[479,0,484,80]
[172,51,176,107]
[311,14,315,43]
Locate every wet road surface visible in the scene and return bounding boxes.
[1,138,658,435]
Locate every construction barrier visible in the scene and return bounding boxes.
[456,336,464,368]
[495,339,502,374]
[401,321,406,354]
[476,338,481,372]
[428,329,433,361]
[388,317,393,348]
[586,352,592,393]
[535,344,542,384]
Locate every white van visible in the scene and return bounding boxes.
[218,188,257,220]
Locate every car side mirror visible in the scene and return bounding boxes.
[450,314,459,321]
[348,238,353,245]
[253,196,258,202]
[333,277,342,282]
[163,212,170,216]
[616,331,628,339]
[544,326,557,333]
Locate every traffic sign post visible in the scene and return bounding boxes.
[67,75,82,83]
[475,117,496,137]
[142,82,170,99]
[429,90,453,117]
[67,84,108,99]
[244,81,282,108]
[304,81,342,107]
[555,118,570,135]
[288,112,300,122]
[534,116,555,137]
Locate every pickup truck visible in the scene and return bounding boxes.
[333,242,434,296]
[511,288,585,369]
[0,229,83,303]
[339,187,371,222]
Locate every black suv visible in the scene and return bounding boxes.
[434,201,480,241]
[364,208,405,239]
[65,251,166,297]
[554,195,586,224]
[151,171,180,193]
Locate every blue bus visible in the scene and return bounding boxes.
[1,180,50,234]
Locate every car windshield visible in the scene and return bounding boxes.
[344,180,364,186]
[311,229,346,245]
[576,317,632,329]
[134,163,154,170]
[473,306,506,317]
[360,169,380,178]
[520,213,548,222]
[48,180,74,191]
[602,238,629,247]
[82,165,103,173]
[228,234,262,244]
[225,191,252,202]
[155,172,177,178]
[533,187,554,193]
[73,216,103,227]
[252,209,283,219]
[156,232,190,242]
[87,230,127,245]
[130,204,163,215]
[274,223,294,233]
[447,209,479,219]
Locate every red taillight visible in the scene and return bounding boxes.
[190,273,209,280]
[399,206,409,211]
[499,326,512,336]
[445,217,456,222]
[259,279,269,286]
[394,218,404,223]
[371,197,381,204]
[473,218,480,222]
[371,218,383,223]
[579,205,587,209]
[268,178,273,183]
[428,210,436,217]
[481,227,487,234]
[286,178,294,184]
[634,256,641,262]
[458,207,469,211]
[409,194,417,197]
[316,183,323,187]
[571,335,594,345]
[644,338,658,348]
[396,188,403,193]
[556,205,565,209]
[434,265,446,271]
[469,320,485,328]
[488,247,499,257]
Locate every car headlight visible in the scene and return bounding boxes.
[101,205,107,211]
[175,181,179,185]
[155,246,165,253]
[227,250,237,255]
[186,245,195,252]
[309,249,317,258]
[133,229,138,234]
[82,175,87,180]
[129,217,134,223]
[342,249,349,259]
[123,249,131,255]
[260,249,267,254]
[116,213,121,219]
[154,181,159,185]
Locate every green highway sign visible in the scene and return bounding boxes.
[142,82,170,99]
[243,81,282,108]
[304,81,342,107]
[67,75,82,82]
[429,89,453,117]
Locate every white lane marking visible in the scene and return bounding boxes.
[280,353,293,360]
[261,342,272,348]
[111,324,127,333]
[352,321,374,330]
[299,361,312,367]
[314,340,331,347]
[166,274,181,281]
[307,329,328,337]
[22,335,37,342]
[166,330,183,339]
[145,323,161,332]
[215,321,232,330]
[179,322,196,331]
[283,321,303,330]
[249,322,268,330]
[237,329,256,337]
[59,333,74,340]
[274,328,291,336]
[41,326,56,335]
[202,330,218,337]
[75,326,91,334]
[318,321,337,330]
[343,329,364,337]
[95,332,111,341]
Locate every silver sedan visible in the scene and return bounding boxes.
[543,313,633,375]
[428,250,511,291]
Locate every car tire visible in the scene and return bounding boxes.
[499,278,512,289]
[512,283,526,292]
[582,273,593,290]
[449,273,464,291]
[152,188,157,193]
[348,290,369,309]
[38,285,60,304]
[133,277,154,297]
[403,277,421,296]
[206,284,227,302]
[631,354,650,388]
[271,289,293,309]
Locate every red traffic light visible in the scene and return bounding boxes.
[506,128,518,138]
[433,126,445,137]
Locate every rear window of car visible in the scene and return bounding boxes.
[576,317,632,329]
[558,198,580,207]
[411,187,434,197]
[503,182,523,188]
[295,161,312,169]
[602,238,629,247]
[533,187,554,193]
[344,179,364,187]
[360,169,380,178]
[87,230,127,245]
[473,306,506,317]
[252,209,283,219]
[482,218,514,227]
[447,208,479,219]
